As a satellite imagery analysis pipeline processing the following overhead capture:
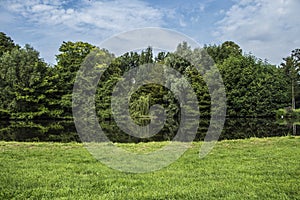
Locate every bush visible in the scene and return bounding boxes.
[276,108,286,118]
[276,107,300,119]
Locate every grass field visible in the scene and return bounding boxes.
[0,136,299,199]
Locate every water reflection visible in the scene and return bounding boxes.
[0,121,79,142]
[0,118,298,142]
[217,118,295,140]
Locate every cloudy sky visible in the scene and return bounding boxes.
[1,0,299,65]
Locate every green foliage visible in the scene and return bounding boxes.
[205,41,290,117]
[0,44,53,119]
[276,108,287,118]
[55,41,96,117]
[0,109,10,119]
[280,49,300,109]
[218,54,289,117]
[276,107,300,119]
[93,45,212,140]
[204,41,242,64]
[0,32,18,56]
[0,32,293,122]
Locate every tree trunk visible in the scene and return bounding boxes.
[292,81,295,109]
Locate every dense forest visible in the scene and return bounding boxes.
[0,31,299,126]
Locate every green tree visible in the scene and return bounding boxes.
[220,54,289,116]
[280,49,300,109]
[205,41,242,64]
[0,32,18,56]
[0,44,51,119]
[54,41,96,117]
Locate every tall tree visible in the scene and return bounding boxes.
[220,54,289,116]
[280,49,300,109]
[0,44,51,119]
[54,41,96,117]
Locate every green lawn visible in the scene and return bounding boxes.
[0,136,299,199]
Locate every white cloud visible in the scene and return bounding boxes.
[101,27,199,56]
[215,0,300,64]
[179,17,187,27]
[4,0,164,31]
[0,0,165,64]
[199,4,205,12]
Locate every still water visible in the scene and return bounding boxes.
[0,118,298,143]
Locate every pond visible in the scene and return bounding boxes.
[0,118,298,143]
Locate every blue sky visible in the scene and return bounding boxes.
[1,0,299,65]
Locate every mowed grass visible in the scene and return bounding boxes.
[0,136,299,199]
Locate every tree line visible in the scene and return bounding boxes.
[0,32,298,125]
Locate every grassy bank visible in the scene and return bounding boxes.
[0,137,299,199]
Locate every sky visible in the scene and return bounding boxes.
[0,0,299,65]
